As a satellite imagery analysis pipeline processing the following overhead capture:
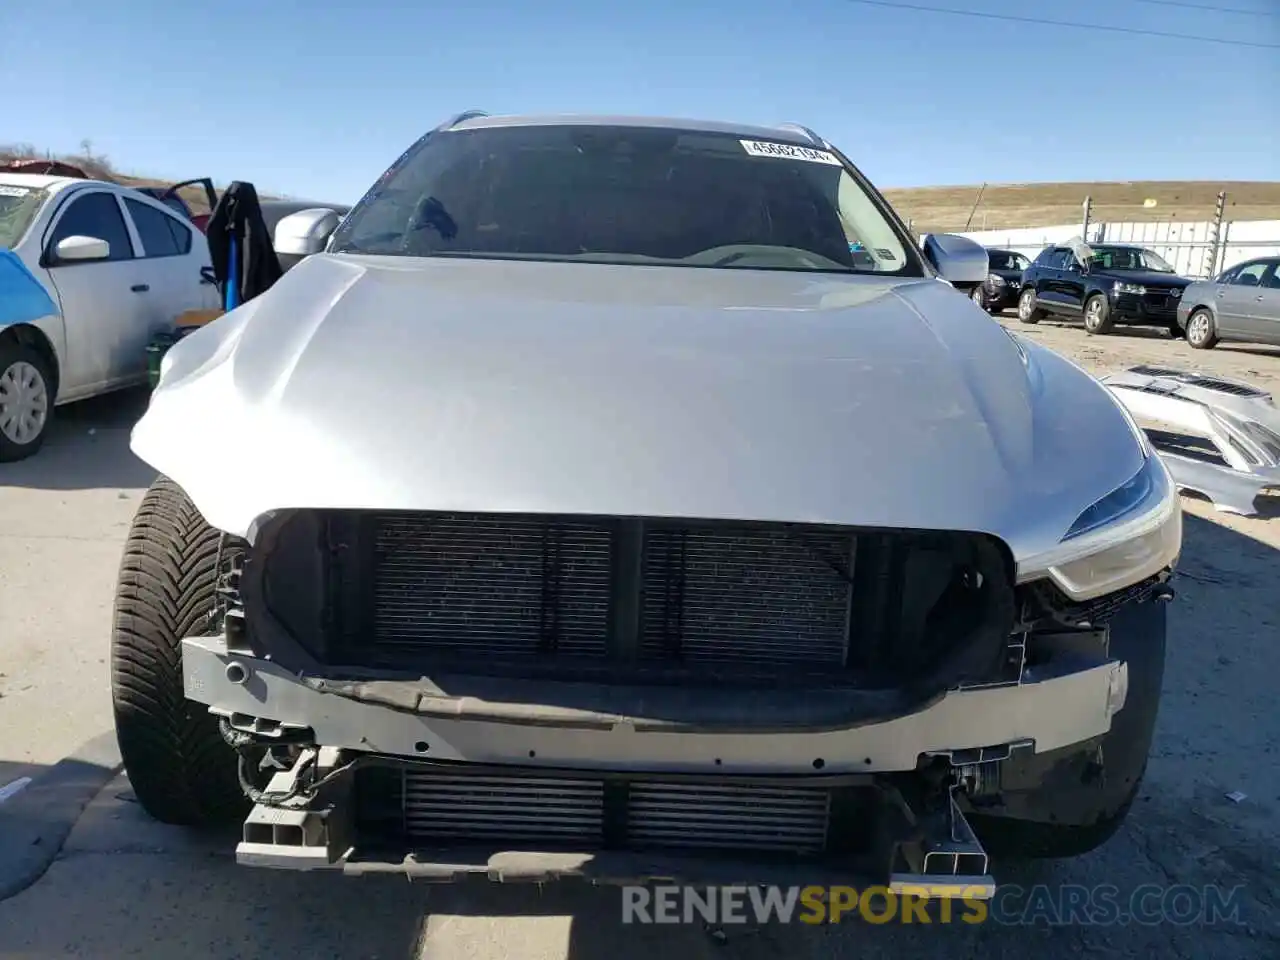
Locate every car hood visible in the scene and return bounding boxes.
[133,254,1144,558]
[1093,269,1191,287]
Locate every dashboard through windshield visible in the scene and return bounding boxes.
[329,124,920,276]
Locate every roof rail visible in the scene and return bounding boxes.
[774,123,826,147]
[435,110,489,132]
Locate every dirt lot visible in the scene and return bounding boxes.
[0,314,1277,959]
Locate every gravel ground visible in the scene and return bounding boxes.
[0,313,1277,959]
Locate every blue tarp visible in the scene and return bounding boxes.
[0,250,58,329]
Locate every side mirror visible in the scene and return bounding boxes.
[1066,261,1082,274]
[273,208,342,257]
[53,235,110,262]
[921,233,988,285]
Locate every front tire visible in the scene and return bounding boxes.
[1185,308,1219,349]
[1083,294,1113,335]
[1016,288,1043,324]
[111,477,247,826]
[0,340,53,463]
[970,285,989,312]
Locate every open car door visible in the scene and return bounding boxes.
[159,178,219,233]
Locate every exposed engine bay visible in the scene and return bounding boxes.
[178,509,1169,895]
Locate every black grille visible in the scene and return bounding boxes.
[1028,573,1166,626]
[368,514,855,670]
[640,526,853,667]
[1128,366,1269,399]
[262,511,1013,686]
[373,515,613,658]
[1141,291,1178,313]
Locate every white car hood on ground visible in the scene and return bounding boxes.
[132,253,1144,557]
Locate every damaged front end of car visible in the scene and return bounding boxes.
[179,479,1178,895]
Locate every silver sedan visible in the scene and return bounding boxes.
[1177,256,1280,349]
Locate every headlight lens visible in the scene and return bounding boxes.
[1113,281,1146,295]
[1064,458,1155,540]
[988,273,1006,286]
[1017,455,1182,601]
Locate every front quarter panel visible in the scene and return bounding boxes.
[1177,281,1216,329]
[0,249,66,392]
[890,285,1148,566]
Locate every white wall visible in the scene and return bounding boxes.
[955,219,1280,279]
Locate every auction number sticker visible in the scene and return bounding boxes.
[740,139,841,165]
[0,185,32,198]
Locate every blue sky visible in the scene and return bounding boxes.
[3,0,1277,204]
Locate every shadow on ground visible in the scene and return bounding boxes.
[2,389,155,491]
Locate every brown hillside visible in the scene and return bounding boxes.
[0,145,279,213]
[5,146,1277,232]
[882,180,1280,234]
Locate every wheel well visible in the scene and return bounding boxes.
[0,324,61,399]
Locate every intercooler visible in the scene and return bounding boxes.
[368,513,855,670]
[361,766,834,855]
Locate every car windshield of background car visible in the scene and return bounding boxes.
[1089,246,1175,273]
[0,185,49,249]
[990,251,1028,271]
[328,125,918,276]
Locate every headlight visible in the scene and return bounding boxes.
[1018,455,1182,601]
[1063,459,1154,540]
[988,273,1006,286]
[1113,281,1146,295]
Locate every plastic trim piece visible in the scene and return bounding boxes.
[1103,366,1280,517]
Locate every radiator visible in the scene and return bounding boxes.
[369,513,855,669]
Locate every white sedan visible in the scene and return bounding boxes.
[0,172,219,461]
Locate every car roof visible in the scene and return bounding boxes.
[0,174,120,195]
[449,113,825,147]
[0,171,114,193]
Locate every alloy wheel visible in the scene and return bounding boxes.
[1188,313,1209,346]
[0,360,49,445]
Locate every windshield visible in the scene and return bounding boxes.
[329,124,919,276]
[0,184,49,250]
[1087,245,1176,273]
[988,250,1029,271]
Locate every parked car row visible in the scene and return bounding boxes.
[971,240,1280,350]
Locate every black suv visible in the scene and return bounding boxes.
[1016,242,1193,335]
[970,248,1031,313]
